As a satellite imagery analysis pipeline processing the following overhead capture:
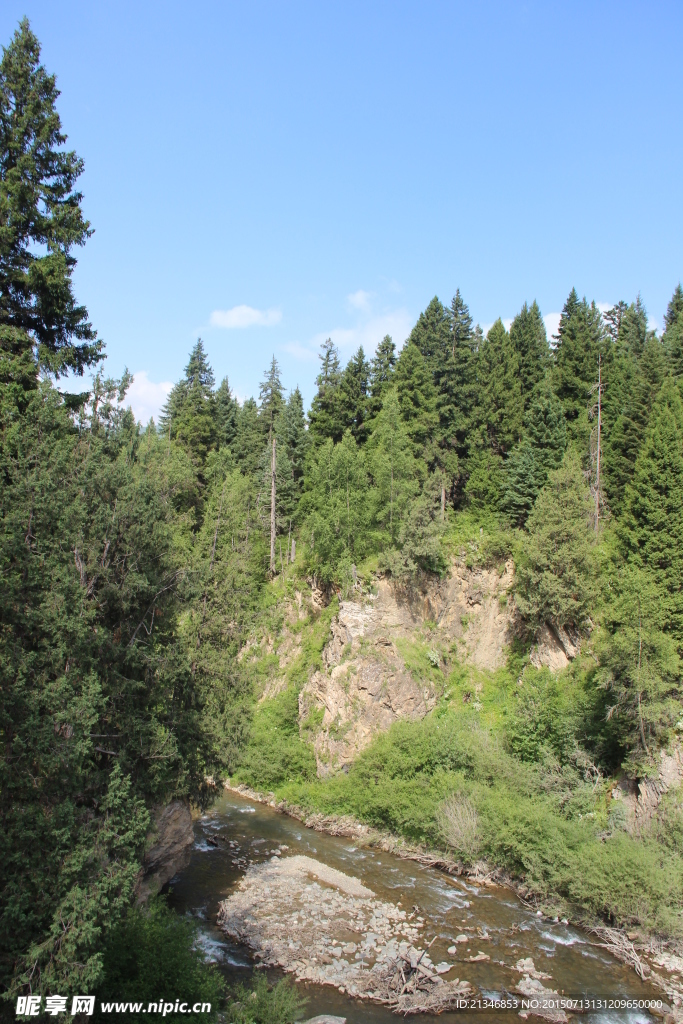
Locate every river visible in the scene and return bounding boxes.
[166,790,663,1024]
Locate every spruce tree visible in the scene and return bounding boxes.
[0,20,100,379]
[439,290,478,456]
[509,300,549,403]
[393,342,438,454]
[215,376,237,449]
[502,391,567,525]
[553,289,605,448]
[664,284,683,331]
[308,338,343,444]
[525,389,568,470]
[663,284,683,379]
[338,346,371,442]
[502,441,544,525]
[159,340,216,468]
[282,386,308,491]
[620,377,683,646]
[234,397,262,477]
[515,452,594,633]
[477,319,524,454]
[368,334,396,415]
[408,296,451,384]
[603,338,665,516]
[258,354,284,434]
[597,564,679,770]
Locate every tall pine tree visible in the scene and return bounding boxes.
[553,289,605,448]
[476,319,524,454]
[620,377,683,646]
[159,340,216,469]
[308,338,343,444]
[509,300,549,404]
[338,346,371,442]
[368,334,396,415]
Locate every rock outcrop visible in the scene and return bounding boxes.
[137,799,194,900]
[299,562,515,774]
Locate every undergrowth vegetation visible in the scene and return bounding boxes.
[237,623,682,939]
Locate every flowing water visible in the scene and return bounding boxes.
[166,791,663,1024]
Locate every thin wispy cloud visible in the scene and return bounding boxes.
[308,309,414,358]
[283,341,319,361]
[210,305,282,329]
[283,285,413,365]
[347,289,372,311]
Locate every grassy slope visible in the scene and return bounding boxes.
[231,527,683,941]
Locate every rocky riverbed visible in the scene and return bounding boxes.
[217,853,474,1013]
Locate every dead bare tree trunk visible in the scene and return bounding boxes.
[270,430,276,574]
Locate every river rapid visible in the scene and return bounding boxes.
[166,790,663,1024]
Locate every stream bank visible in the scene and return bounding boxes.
[166,789,678,1024]
[223,783,683,1019]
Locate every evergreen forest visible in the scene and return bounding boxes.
[1,19,682,1019]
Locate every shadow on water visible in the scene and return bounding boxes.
[166,791,662,1024]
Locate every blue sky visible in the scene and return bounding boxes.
[2,2,682,421]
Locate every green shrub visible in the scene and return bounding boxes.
[95,898,224,1022]
[227,976,305,1024]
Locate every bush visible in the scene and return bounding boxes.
[437,794,480,862]
[227,975,305,1024]
[95,898,224,1022]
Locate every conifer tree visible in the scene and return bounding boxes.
[366,387,418,543]
[393,342,438,454]
[620,378,683,645]
[338,346,371,442]
[597,564,679,771]
[477,319,524,454]
[515,452,594,632]
[602,338,665,515]
[258,354,284,434]
[368,334,396,415]
[438,290,478,456]
[501,441,544,525]
[0,20,101,379]
[159,340,216,468]
[308,338,343,444]
[553,289,605,447]
[509,300,549,403]
[525,389,568,470]
[663,284,683,378]
[502,391,567,525]
[408,296,451,384]
[664,284,683,331]
[234,397,262,477]
[215,376,237,449]
[282,386,308,491]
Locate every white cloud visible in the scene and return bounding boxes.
[122,371,172,424]
[283,341,318,361]
[210,305,282,329]
[347,289,372,311]
[543,312,562,341]
[307,309,414,359]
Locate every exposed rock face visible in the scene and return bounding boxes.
[299,563,515,774]
[529,622,581,672]
[217,853,472,1012]
[609,743,683,833]
[137,799,194,900]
